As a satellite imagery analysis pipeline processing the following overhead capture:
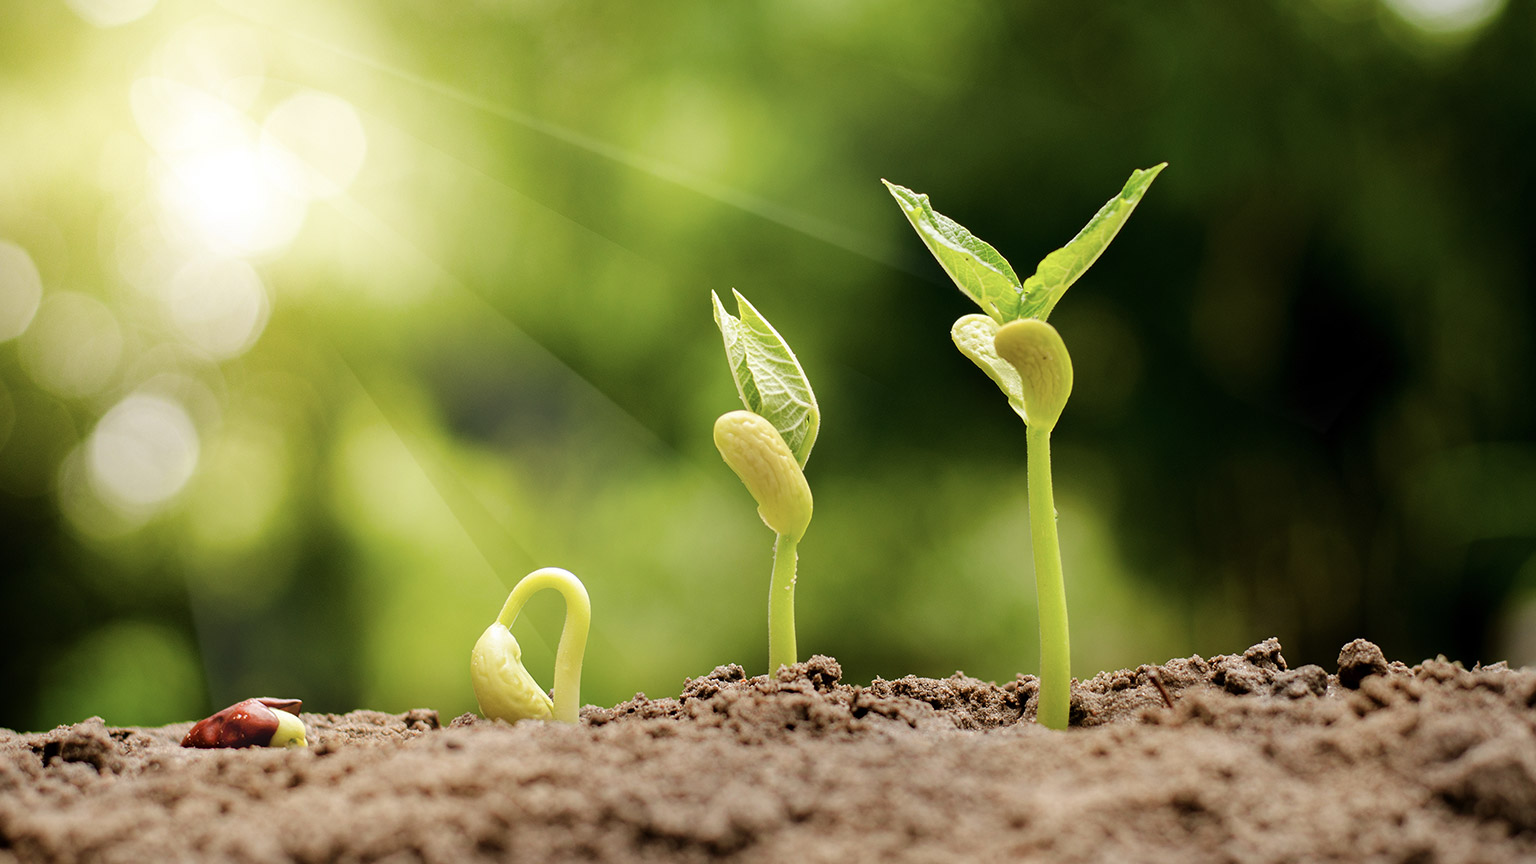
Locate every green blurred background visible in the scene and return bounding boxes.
[3,0,1534,732]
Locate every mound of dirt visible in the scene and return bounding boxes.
[3,639,1534,862]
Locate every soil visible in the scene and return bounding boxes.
[3,638,1535,863]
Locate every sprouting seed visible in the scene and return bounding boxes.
[472,567,591,724]
[181,697,308,749]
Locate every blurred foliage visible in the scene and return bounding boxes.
[2,0,1534,732]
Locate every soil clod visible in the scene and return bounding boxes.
[1338,638,1391,689]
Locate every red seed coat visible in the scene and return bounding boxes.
[180,698,303,749]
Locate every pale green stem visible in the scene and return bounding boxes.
[496,567,591,724]
[768,533,799,673]
[1027,424,1070,730]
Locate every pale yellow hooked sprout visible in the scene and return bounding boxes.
[471,567,591,724]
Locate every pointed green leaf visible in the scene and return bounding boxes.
[951,314,1028,425]
[1018,163,1166,321]
[883,180,1023,323]
[712,290,820,466]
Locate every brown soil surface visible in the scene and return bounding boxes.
[3,639,1535,863]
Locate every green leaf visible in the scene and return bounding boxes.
[1017,163,1166,321]
[950,314,1028,425]
[712,289,820,466]
[883,180,1023,323]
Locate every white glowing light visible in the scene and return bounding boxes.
[65,0,157,28]
[18,292,124,398]
[87,393,199,511]
[163,256,270,358]
[0,241,43,342]
[261,91,368,200]
[131,77,307,256]
[1382,0,1504,34]
[154,146,307,255]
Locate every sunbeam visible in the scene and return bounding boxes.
[316,187,675,456]
[219,3,910,273]
[329,340,637,680]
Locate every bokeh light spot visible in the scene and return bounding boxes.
[87,393,200,513]
[0,240,44,342]
[18,291,123,398]
[164,256,270,358]
[132,77,307,256]
[154,147,307,256]
[64,0,157,28]
[1381,0,1504,34]
[261,91,368,200]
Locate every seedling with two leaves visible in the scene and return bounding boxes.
[884,164,1165,729]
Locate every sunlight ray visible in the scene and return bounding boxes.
[332,347,541,589]
[329,100,667,285]
[219,4,907,272]
[330,342,633,680]
[318,190,675,456]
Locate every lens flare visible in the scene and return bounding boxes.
[261,91,368,200]
[132,77,307,256]
[0,241,43,342]
[86,393,200,513]
[18,291,123,398]
[153,146,307,256]
[163,255,270,358]
[1381,0,1505,34]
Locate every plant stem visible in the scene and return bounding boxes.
[1027,424,1070,730]
[768,533,799,673]
[496,567,591,724]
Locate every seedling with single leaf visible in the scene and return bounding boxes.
[711,289,819,674]
[472,567,591,723]
[884,164,1165,729]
